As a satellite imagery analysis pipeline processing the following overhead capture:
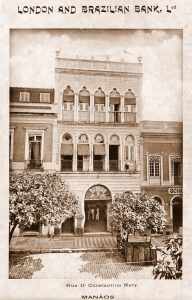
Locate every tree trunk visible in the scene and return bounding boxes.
[9,223,17,244]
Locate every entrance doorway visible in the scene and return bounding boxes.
[61,217,74,234]
[84,200,108,232]
[84,185,112,233]
[172,197,182,233]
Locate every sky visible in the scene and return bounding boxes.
[10,29,182,121]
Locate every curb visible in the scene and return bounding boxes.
[10,247,119,254]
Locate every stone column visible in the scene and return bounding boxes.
[121,96,124,123]
[90,137,93,171]
[105,95,110,123]
[52,121,58,170]
[73,139,77,171]
[90,94,94,122]
[105,139,109,171]
[121,137,125,171]
[74,93,78,122]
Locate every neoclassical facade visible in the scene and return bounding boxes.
[10,54,182,236]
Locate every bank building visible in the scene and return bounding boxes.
[10,53,182,237]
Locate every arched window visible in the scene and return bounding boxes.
[125,135,135,161]
[63,86,74,110]
[124,89,136,123]
[77,134,89,171]
[93,134,105,171]
[79,87,90,122]
[94,88,105,122]
[109,88,121,123]
[61,133,73,171]
[79,87,90,110]
[63,86,74,121]
[124,89,136,112]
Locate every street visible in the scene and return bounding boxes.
[9,251,154,279]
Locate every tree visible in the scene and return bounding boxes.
[109,192,165,238]
[9,171,78,243]
[153,237,182,279]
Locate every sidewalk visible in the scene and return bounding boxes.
[10,235,166,253]
[10,236,118,253]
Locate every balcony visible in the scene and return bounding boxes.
[78,111,90,122]
[94,111,105,123]
[109,160,121,171]
[93,160,105,171]
[124,112,136,123]
[62,110,74,122]
[109,111,121,123]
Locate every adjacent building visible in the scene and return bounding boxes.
[10,54,182,237]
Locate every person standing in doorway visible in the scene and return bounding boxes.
[90,208,95,220]
[96,207,100,221]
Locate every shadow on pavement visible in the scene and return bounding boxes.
[9,252,44,279]
[79,252,144,279]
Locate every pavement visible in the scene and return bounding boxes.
[9,251,154,279]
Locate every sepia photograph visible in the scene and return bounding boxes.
[9,29,183,282]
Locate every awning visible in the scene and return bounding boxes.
[93,144,106,155]
[79,96,90,104]
[94,96,105,105]
[77,144,90,156]
[63,95,74,103]
[124,97,136,105]
[61,144,73,155]
[110,97,120,105]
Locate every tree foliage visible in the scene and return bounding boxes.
[153,237,182,279]
[9,171,78,242]
[109,192,165,235]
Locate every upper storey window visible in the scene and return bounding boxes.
[63,86,74,110]
[149,156,161,177]
[40,93,50,103]
[20,92,30,102]
[170,156,182,185]
[124,89,136,112]
[94,88,105,111]
[109,88,121,123]
[79,87,90,111]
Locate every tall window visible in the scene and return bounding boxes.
[77,134,89,171]
[63,86,74,110]
[124,89,136,123]
[61,133,73,171]
[40,93,50,103]
[170,156,182,185]
[28,134,42,169]
[20,92,30,102]
[93,134,105,171]
[149,156,161,177]
[109,88,121,123]
[125,135,135,161]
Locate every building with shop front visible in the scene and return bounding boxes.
[9,54,182,237]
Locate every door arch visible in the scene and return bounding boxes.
[171,196,182,233]
[84,185,112,233]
